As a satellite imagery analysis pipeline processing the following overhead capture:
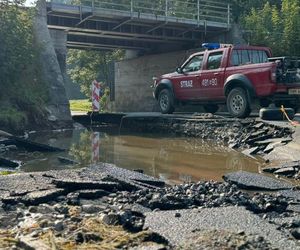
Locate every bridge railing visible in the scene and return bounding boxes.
[50,0,231,25]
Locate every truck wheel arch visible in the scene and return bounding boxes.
[224,74,256,98]
[154,79,174,99]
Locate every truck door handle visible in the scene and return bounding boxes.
[214,73,219,76]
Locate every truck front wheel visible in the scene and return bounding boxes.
[158,89,175,114]
[227,88,251,118]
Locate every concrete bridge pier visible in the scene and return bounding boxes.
[34,0,72,127]
[49,30,83,99]
[49,30,67,76]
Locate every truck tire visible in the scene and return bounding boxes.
[259,107,295,121]
[158,89,175,114]
[226,87,251,118]
[203,104,219,114]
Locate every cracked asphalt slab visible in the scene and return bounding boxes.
[0,163,165,205]
[144,206,300,250]
[223,171,293,190]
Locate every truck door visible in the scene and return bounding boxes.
[200,51,225,99]
[173,54,204,100]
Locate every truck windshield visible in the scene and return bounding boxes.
[231,49,268,66]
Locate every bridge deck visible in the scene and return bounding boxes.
[47,0,231,51]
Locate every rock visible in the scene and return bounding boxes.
[274,167,296,176]
[82,204,103,214]
[102,213,120,226]
[175,212,181,218]
[131,204,152,214]
[35,204,55,214]
[54,220,64,231]
[84,233,102,242]
[17,236,51,250]
[253,122,265,129]
[74,232,84,243]
[66,192,80,206]
[223,171,293,190]
[290,229,300,240]
[74,231,102,243]
[39,219,52,228]
[28,206,38,213]
[242,147,261,156]
[123,215,145,232]
[255,138,292,146]
[263,142,283,154]
[53,204,69,214]
[262,166,281,173]
[0,213,17,228]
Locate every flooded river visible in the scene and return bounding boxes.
[4,129,264,184]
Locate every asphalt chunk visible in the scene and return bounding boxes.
[223,171,293,190]
[144,206,299,250]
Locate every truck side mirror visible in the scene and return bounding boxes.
[176,67,183,74]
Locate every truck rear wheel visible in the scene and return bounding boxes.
[227,88,251,118]
[158,89,175,114]
[203,104,219,114]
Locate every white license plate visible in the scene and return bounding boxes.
[288,89,300,95]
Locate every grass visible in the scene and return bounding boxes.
[0,216,154,250]
[0,171,16,176]
[69,99,92,112]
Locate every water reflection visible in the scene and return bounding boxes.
[19,129,263,184]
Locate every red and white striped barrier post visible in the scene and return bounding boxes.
[92,80,100,112]
[91,132,100,163]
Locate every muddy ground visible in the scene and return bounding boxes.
[1,114,300,249]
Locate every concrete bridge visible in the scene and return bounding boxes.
[45,0,238,113]
[47,0,231,52]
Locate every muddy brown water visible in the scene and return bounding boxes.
[2,129,264,184]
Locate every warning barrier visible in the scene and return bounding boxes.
[92,80,100,112]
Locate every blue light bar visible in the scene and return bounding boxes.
[202,43,220,50]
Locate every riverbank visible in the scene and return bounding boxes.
[1,114,300,249]
[0,164,300,249]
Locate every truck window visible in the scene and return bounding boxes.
[207,52,223,70]
[182,55,203,73]
[230,49,268,66]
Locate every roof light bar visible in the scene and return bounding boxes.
[202,43,233,50]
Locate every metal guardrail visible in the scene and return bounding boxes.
[49,0,231,25]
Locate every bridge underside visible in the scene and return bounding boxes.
[47,2,230,52]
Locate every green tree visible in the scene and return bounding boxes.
[242,0,300,56]
[0,0,47,130]
[67,49,124,98]
[229,0,281,21]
